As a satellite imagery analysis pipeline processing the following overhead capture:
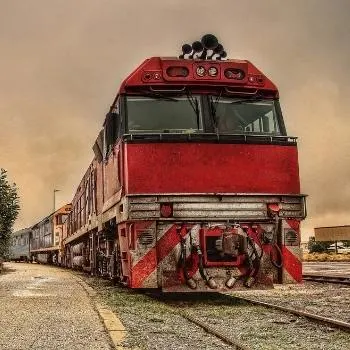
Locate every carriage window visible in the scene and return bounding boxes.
[56,214,68,225]
[126,96,203,133]
[211,97,281,135]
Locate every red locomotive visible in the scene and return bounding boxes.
[60,34,306,291]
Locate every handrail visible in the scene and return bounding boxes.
[122,133,298,144]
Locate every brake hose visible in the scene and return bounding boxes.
[246,235,261,278]
[270,243,283,269]
[249,229,264,260]
[196,246,210,282]
[269,215,283,269]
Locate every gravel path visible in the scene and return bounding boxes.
[0,263,113,350]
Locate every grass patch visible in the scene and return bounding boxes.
[77,273,172,315]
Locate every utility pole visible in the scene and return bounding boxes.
[53,189,60,213]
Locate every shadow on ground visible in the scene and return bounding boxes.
[0,262,17,276]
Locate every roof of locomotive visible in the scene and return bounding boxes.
[12,227,32,237]
[119,56,278,96]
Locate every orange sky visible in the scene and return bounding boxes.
[1,0,350,240]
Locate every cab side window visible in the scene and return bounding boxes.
[103,97,120,159]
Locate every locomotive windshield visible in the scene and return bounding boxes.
[126,96,203,133]
[125,94,284,136]
[211,97,281,135]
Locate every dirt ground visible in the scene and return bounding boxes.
[0,262,113,350]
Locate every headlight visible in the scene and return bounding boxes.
[196,66,206,77]
[208,66,218,77]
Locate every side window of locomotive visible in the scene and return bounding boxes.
[103,98,120,159]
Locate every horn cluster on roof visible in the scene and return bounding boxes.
[179,34,227,60]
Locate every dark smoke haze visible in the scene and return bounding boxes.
[1,0,350,240]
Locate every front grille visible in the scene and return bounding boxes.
[284,229,299,246]
[128,195,306,221]
[137,229,154,246]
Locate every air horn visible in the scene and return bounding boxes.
[179,34,227,60]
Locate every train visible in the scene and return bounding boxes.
[11,34,306,291]
[10,205,71,263]
[10,228,31,262]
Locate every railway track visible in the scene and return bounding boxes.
[303,274,350,285]
[145,292,253,349]
[232,295,350,333]
[149,291,350,349]
[180,310,251,350]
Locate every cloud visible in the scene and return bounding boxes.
[1,0,350,240]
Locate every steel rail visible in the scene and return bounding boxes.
[179,310,251,350]
[232,295,350,333]
[149,292,252,350]
[303,274,350,285]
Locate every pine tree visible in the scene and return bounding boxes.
[0,169,20,259]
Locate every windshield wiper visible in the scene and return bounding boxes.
[210,89,224,130]
[185,89,200,128]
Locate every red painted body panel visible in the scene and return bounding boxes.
[124,143,300,194]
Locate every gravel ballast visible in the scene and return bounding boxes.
[81,274,350,350]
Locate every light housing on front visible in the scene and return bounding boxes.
[160,203,173,218]
[142,71,163,82]
[166,66,189,77]
[248,74,265,86]
[224,68,245,80]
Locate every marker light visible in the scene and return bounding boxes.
[196,66,206,77]
[142,71,163,82]
[166,66,189,77]
[143,72,151,80]
[153,72,161,80]
[160,203,173,218]
[248,74,265,85]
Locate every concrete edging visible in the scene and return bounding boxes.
[74,275,128,350]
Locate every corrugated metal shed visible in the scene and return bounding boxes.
[314,225,350,241]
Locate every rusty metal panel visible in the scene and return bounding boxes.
[314,225,350,241]
[173,209,267,219]
[174,202,266,210]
